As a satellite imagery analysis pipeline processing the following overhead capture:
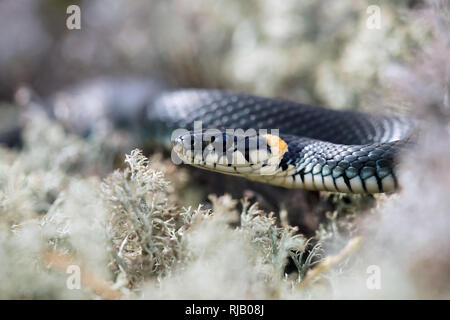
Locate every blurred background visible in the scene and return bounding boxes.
[0,0,449,299]
[0,0,432,108]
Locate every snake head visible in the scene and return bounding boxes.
[172,129,288,177]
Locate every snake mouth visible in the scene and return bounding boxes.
[172,129,288,176]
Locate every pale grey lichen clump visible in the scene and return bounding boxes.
[0,116,109,299]
[102,149,310,298]
[0,117,318,299]
[102,149,184,286]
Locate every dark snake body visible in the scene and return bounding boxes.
[1,78,416,193]
[147,90,415,193]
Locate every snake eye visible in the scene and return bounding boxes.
[200,131,224,153]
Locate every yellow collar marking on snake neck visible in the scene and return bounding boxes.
[264,134,288,157]
[258,134,289,175]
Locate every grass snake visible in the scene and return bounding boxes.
[148,89,415,194]
[2,77,416,194]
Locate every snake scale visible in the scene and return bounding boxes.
[148,89,415,194]
[2,78,416,194]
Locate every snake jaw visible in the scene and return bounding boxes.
[172,130,290,180]
[172,130,402,193]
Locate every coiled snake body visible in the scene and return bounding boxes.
[147,89,415,194]
[3,78,416,194]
